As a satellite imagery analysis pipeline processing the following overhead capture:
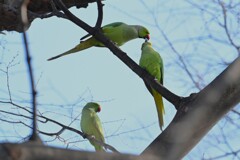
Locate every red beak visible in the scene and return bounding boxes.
[145,34,150,40]
[97,106,101,112]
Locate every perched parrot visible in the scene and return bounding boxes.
[80,102,105,151]
[47,22,150,61]
[139,42,165,130]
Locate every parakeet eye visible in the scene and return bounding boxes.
[97,106,101,112]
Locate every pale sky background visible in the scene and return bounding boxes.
[0,0,239,159]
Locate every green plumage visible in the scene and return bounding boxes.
[48,22,150,61]
[139,42,165,130]
[80,102,105,151]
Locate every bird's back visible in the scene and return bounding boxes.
[102,23,138,46]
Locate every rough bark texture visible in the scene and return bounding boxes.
[0,142,158,160]
[141,57,240,159]
[0,0,97,32]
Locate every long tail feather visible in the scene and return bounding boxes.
[152,90,165,130]
[47,39,94,61]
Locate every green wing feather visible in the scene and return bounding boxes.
[91,114,105,151]
[80,22,125,41]
[102,22,126,33]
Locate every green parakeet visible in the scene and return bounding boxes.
[80,102,105,151]
[47,22,150,61]
[139,42,165,130]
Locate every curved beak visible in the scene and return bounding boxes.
[145,34,150,42]
[97,106,101,112]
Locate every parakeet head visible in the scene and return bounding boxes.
[138,26,150,40]
[84,102,101,112]
[141,41,152,50]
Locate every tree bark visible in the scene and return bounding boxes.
[0,0,97,32]
[0,142,158,160]
[141,57,240,159]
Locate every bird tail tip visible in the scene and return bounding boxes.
[153,90,165,131]
[47,55,62,61]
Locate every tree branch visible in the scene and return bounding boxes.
[21,0,41,143]
[0,143,158,160]
[95,0,103,28]
[218,1,240,55]
[0,0,98,32]
[141,57,240,159]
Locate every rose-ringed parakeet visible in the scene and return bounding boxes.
[139,42,165,130]
[80,102,105,151]
[47,22,150,61]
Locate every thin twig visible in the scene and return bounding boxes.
[95,0,103,28]
[6,66,12,102]
[231,109,240,116]
[218,1,240,55]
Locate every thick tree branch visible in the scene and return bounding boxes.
[53,0,182,109]
[141,57,240,159]
[0,0,97,32]
[0,143,158,160]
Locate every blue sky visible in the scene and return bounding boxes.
[0,0,239,159]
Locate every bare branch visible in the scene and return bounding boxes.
[95,0,103,28]
[218,1,240,55]
[20,0,41,143]
[6,55,19,102]
[204,149,240,160]
[231,109,240,116]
